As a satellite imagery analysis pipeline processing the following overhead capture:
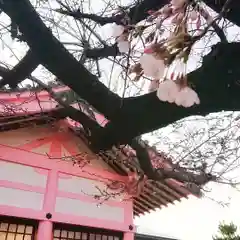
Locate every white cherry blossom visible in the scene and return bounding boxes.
[157,80,180,103]
[175,86,200,107]
[139,53,165,79]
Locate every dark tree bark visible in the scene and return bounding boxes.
[85,44,120,60]
[57,0,169,25]
[203,0,240,27]
[56,9,124,26]
[127,0,240,27]
[0,50,39,88]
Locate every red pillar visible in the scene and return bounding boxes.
[37,221,53,240]
[37,170,57,239]
[43,170,58,212]
[124,232,134,240]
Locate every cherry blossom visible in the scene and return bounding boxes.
[171,56,190,79]
[109,0,206,108]
[156,56,200,107]
[175,86,200,107]
[140,53,165,79]
[188,10,198,21]
[157,79,180,103]
[112,28,130,53]
[171,0,187,10]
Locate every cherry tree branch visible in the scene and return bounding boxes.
[1,0,239,188]
[3,0,240,152]
[80,0,229,60]
[56,9,123,25]
[193,2,227,42]
[31,77,101,135]
[91,41,240,149]
[130,138,160,179]
[203,0,240,27]
[84,43,119,60]
[0,49,39,88]
[131,138,214,185]
[57,0,240,30]
[56,0,168,25]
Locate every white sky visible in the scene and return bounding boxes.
[1,1,240,239]
[135,184,240,240]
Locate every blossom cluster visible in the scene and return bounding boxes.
[109,0,208,108]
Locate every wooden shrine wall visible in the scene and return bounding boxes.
[0,123,133,232]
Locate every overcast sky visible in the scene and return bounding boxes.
[135,183,240,240]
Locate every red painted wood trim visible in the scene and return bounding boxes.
[37,221,53,240]
[0,205,46,220]
[52,212,132,232]
[0,144,127,182]
[0,180,45,193]
[43,170,58,213]
[0,86,69,101]
[124,200,134,227]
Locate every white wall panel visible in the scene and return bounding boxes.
[58,174,126,201]
[0,187,44,210]
[0,161,47,187]
[55,197,124,222]
[58,175,107,195]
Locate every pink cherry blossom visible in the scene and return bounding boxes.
[188,10,198,21]
[139,53,165,79]
[144,46,154,54]
[160,5,173,16]
[157,80,180,103]
[171,0,186,10]
[175,87,200,107]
